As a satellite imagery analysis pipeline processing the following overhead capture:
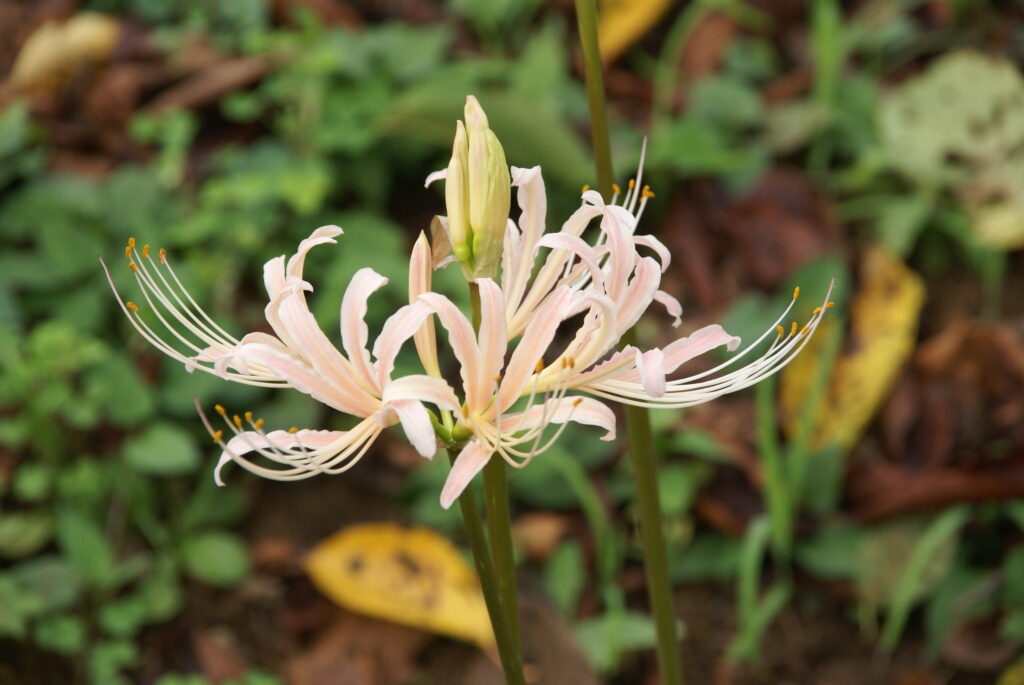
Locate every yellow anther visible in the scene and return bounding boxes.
[800,324,810,335]
[790,322,797,336]
[826,302,835,309]
[126,301,139,312]
[212,430,223,443]
[128,261,138,272]
[288,426,298,434]
[127,237,136,250]
[142,244,150,258]
[813,306,822,315]
[572,397,583,407]
[568,357,576,368]
[641,185,655,199]
[628,178,635,189]
[125,245,133,258]
[232,414,242,429]
[612,183,621,194]
[254,418,264,430]
[775,325,784,336]
[793,286,800,300]
[214,404,226,416]
[535,359,545,373]
[581,184,590,193]
[493,375,502,382]
[158,248,167,264]
[560,357,567,369]
[244,411,253,423]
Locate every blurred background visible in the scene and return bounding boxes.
[1,0,1023,683]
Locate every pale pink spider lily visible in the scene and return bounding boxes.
[418,161,834,508]
[102,226,460,484]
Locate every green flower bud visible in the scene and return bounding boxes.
[443,95,510,280]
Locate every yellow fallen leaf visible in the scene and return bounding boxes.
[999,658,1024,685]
[305,522,494,649]
[11,13,121,93]
[780,246,924,451]
[972,202,1024,250]
[597,0,674,64]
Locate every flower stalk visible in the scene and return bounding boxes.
[448,448,526,685]
[575,2,685,683]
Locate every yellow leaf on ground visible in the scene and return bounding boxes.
[780,247,925,451]
[304,522,494,649]
[11,13,121,93]
[597,0,674,64]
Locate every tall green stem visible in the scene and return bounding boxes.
[466,281,524,680]
[575,3,684,683]
[448,448,525,685]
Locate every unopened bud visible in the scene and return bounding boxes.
[443,95,510,280]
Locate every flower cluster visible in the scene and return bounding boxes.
[104,97,832,509]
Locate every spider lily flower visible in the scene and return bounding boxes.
[102,227,459,484]
[414,160,834,508]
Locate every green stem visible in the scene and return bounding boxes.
[574,0,615,197]
[483,458,523,658]
[575,4,684,681]
[466,280,525,678]
[448,449,526,685]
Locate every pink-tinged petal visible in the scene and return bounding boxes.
[662,324,741,374]
[654,290,683,327]
[504,166,546,312]
[602,206,638,302]
[440,441,492,509]
[235,342,375,416]
[383,375,460,412]
[372,301,433,386]
[286,225,343,281]
[616,257,661,334]
[340,268,388,391]
[409,233,441,378]
[497,286,575,412]
[501,396,616,441]
[501,218,522,296]
[275,289,374,403]
[536,232,605,290]
[634,234,672,271]
[378,399,437,458]
[475,278,507,407]
[263,255,286,301]
[424,168,447,187]
[418,291,480,407]
[635,347,666,398]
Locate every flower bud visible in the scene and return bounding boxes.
[443,95,510,280]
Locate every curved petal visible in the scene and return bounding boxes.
[536,232,605,291]
[377,399,437,458]
[286,225,343,282]
[234,342,375,416]
[615,257,661,334]
[340,268,389,392]
[216,426,372,485]
[497,286,575,412]
[440,441,492,509]
[418,291,480,408]
[500,396,616,441]
[504,165,546,313]
[654,290,683,327]
[409,233,441,378]
[476,278,507,409]
[383,374,460,412]
[372,300,433,386]
[635,348,666,398]
[634,234,672,272]
[662,324,741,374]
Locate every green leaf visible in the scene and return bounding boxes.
[657,463,711,518]
[85,355,155,428]
[34,615,87,654]
[89,639,138,685]
[795,523,861,579]
[180,530,250,587]
[122,423,200,476]
[670,533,741,582]
[56,509,117,587]
[100,595,150,638]
[543,541,585,618]
[0,511,53,559]
[690,76,764,129]
[574,611,663,674]
[9,556,82,613]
